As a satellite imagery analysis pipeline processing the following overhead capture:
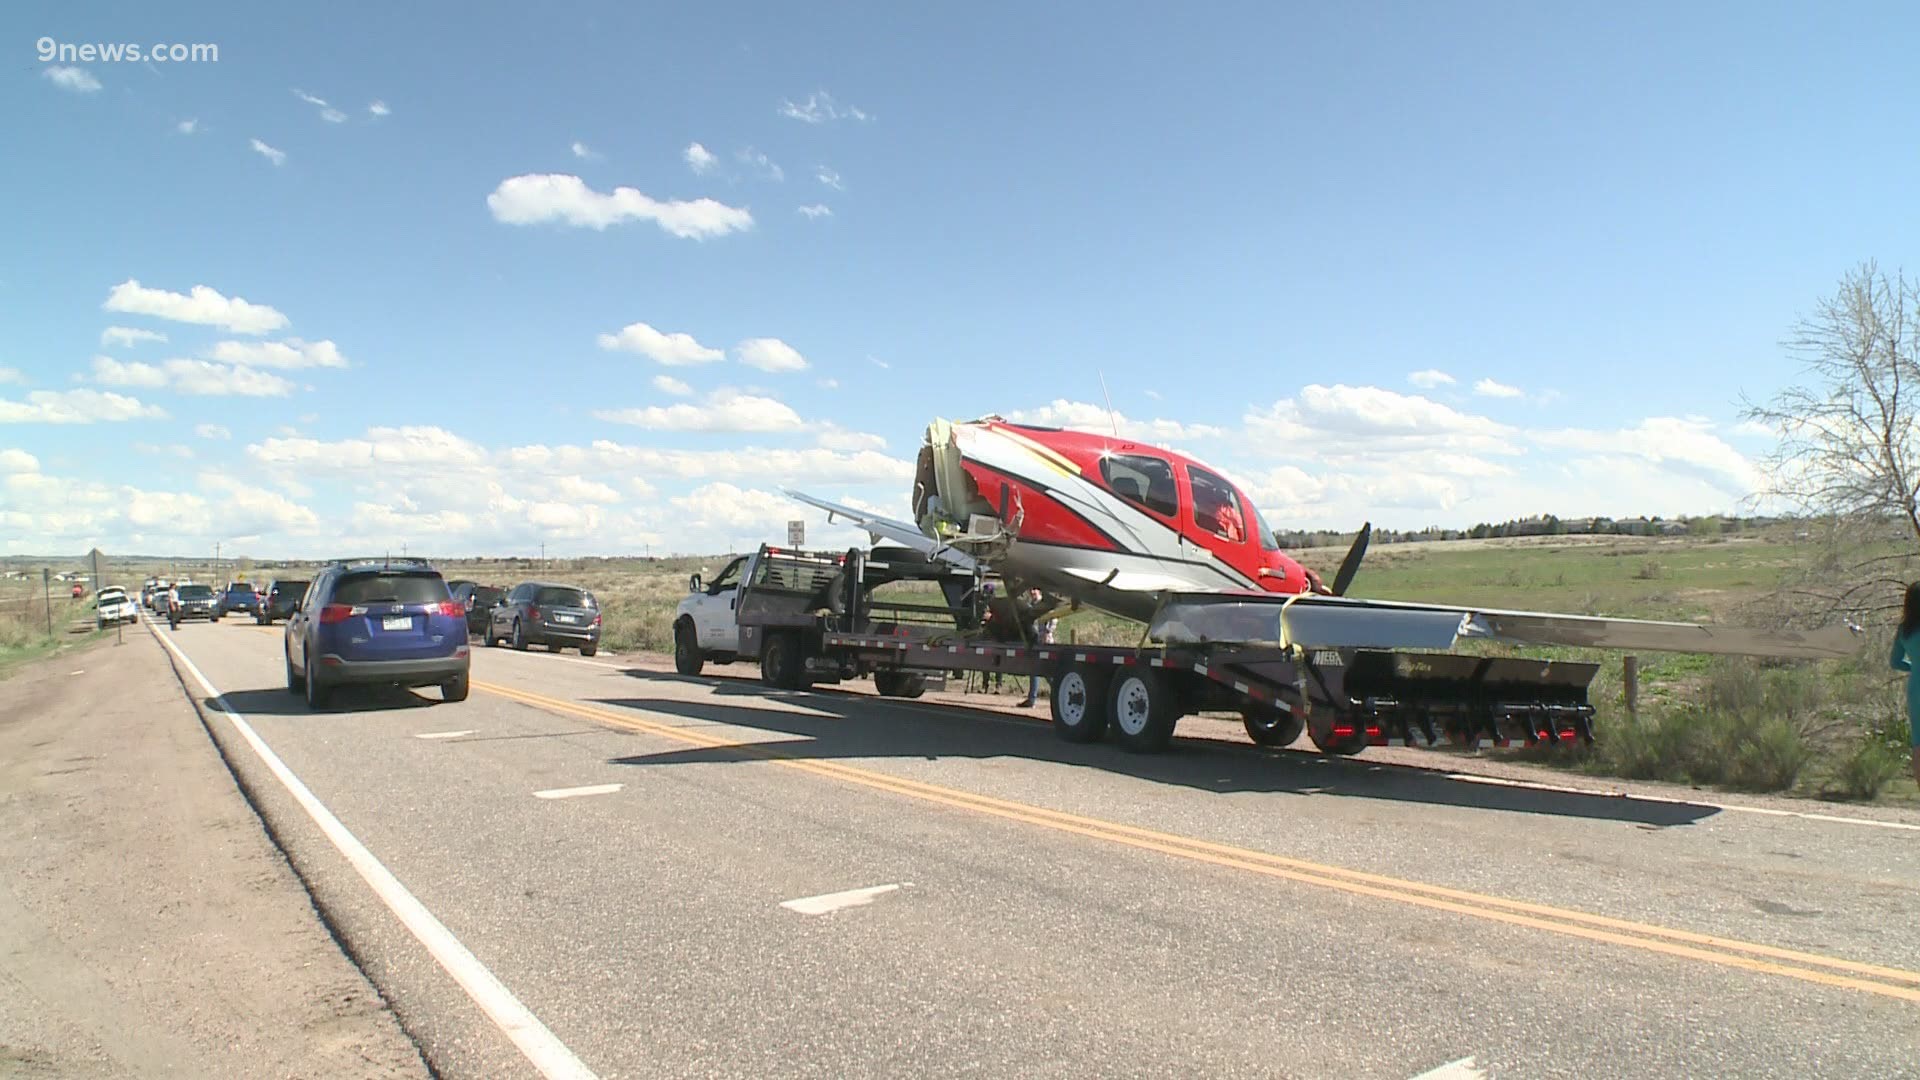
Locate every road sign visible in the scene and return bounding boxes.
[788,520,805,546]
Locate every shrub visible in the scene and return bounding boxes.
[1827,739,1906,801]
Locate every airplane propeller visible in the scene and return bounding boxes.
[1330,522,1371,597]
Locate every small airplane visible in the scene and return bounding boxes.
[787,415,1861,661]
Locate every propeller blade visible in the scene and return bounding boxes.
[1331,522,1371,597]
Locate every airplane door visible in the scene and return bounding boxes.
[1183,464,1257,582]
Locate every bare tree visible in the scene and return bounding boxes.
[1743,262,1920,622]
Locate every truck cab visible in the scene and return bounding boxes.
[672,553,752,675]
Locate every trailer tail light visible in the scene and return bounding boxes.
[1331,723,1357,740]
[319,603,358,624]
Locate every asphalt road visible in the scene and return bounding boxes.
[145,616,1920,1079]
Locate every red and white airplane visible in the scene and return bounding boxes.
[788,416,1859,660]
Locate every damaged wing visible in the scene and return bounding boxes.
[782,490,980,573]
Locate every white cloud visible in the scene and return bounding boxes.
[816,166,843,190]
[736,338,808,373]
[135,442,195,460]
[1007,399,1226,442]
[320,108,346,123]
[1474,378,1525,399]
[552,474,621,504]
[1732,419,1777,438]
[250,138,286,166]
[571,140,598,160]
[208,338,348,369]
[43,66,101,93]
[1532,417,1761,497]
[1408,369,1455,389]
[817,425,887,452]
[798,204,832,219]
[0,367,23,385]
[670,483,801,531]
[293,88,329,108]
[506,441,914,486]
[249,426,489,473]
[92,356,295,397]
[597,321,724,366]
[0,449,40,473]
[194,423,232,440]
[368,100,390,117]
[652,374,693,396]
[486,174,753,239]
[869,356,889,370]
[292,89,345,122]
[778,91,870,124]
[736,147,783,181]
[199,471,319,532]
[683,142,717,174]
[595,390,802,432]
[1248,385,1510,446]
[0,389,167,424]
[101,326,168,348]
[175,118,201,135]
[104,280,288,335]
[817,377,839,389]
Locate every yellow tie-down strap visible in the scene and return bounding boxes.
[1277,591,1310,652]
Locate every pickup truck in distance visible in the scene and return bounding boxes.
[215,582,259,619]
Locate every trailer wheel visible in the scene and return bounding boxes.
[1106,669,1179,753]
[761,631,809,691]
[1241,703,1305,748]
[874,670,927,698]
[1307,713,1368,756]
[1049,665,1110,743]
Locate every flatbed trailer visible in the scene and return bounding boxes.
[723,544,1598,757]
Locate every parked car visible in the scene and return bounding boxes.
[94,586,138,628]
[215,581,259,618]
[485,581,601,655]
[167,583,218,627]
[448,582,504,636]
[284,558,470,709]
[255,579,309,625]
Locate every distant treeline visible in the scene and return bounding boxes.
[1273,514,1787,549]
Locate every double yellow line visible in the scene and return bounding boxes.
[475,677,1920,1004]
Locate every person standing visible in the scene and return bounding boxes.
[1024,590,1056,707]
[1890,583,1920,785]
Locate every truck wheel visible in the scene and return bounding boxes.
[674,620,703,675]
[1106,669,1179,753]
[1049,665,1111,743]
[761,632,808,690]
[1242,703,1305,748]
[1307,714,1368,757]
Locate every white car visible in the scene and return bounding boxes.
[95,587,138,628]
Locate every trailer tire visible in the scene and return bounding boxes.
[1049,665,1111,743]
[1308,714,1368,756]
[1106,669,1179,753]
[874,671,927,699]
[762,631,809,691]
[673,620,703,676]
[1242,703,1305,748]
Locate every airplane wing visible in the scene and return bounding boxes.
[782,490,979,573]
[1151,592,1863,661]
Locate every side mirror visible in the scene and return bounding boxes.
[493,597,508,608]
[689,574,702,593]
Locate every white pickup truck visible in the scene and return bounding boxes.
[671,554,752,675]
[94,586,138,628]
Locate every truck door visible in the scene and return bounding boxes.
[696,556,747,648]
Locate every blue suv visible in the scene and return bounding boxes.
[284,558,471,709]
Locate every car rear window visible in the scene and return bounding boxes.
[177,585,213,599]
[474,587,503,605]
[229,584,257,594]
[534,586,593,608]
[331,572,449,605]
[273,580,309,596]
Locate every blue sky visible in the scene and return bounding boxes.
[5,1,1920,557]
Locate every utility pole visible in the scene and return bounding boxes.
[540,541,546,569]
[214,541,221,584]
[41,567,52,636]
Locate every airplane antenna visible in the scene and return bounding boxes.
[1098,371,1120,438]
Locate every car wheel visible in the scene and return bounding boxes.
[580,645,597,658]
[512,620,526,651]
[545,642,560,652]
[441,672,469,702]
[285,645,304,693]
[673,620,703,676]
[303,647,330,709]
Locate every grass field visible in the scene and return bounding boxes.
[10,529,1913,802]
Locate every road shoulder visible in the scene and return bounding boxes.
[0,630,429,1078]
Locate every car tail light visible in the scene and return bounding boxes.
[527,605,540,621]
[593,612,602,626]
[319,603,357,624]
[436,600,463,618]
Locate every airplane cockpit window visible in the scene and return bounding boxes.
[1188,466,1247,543]
[1100,454,1178,517]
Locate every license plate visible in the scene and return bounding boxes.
[382,616,411,631]
[554,614,576,623]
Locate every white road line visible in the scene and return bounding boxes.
[1410,1056,1487,1080]
[533,783,623,800]
[415,729,477,740]
[780,882,908,916]
[68,670,85,676]
[1445,772,1920,832]
[147,623,597,1080]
